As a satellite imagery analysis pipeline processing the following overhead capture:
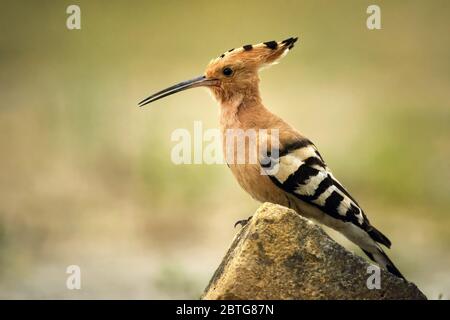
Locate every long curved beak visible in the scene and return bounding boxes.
[138,75,217,107]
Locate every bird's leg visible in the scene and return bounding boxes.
[234,215,253,228]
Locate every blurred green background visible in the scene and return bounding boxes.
[0,0,449,299]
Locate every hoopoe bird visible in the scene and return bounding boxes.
[138,37,405,279]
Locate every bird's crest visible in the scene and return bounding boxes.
[209,37,298,70]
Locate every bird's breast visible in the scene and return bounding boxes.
[227,162,284,204]
[221,129,289,205]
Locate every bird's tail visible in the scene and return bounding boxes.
[362,247,406,280]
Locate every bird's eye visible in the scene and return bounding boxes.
[222,67,233,77]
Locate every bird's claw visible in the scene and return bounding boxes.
[234,216,253,228]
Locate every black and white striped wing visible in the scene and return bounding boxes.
[262,139,391,248]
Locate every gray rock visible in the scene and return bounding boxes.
[202,203,426,300]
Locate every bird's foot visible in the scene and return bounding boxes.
[234,216,253,228]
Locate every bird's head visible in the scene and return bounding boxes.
[138,37,298,107]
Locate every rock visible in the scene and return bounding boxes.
[202,203,426,300]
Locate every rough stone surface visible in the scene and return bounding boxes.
[202,203,427,300]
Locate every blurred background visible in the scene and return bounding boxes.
[0,0,449,299]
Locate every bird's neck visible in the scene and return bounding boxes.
[218,88,266,130]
